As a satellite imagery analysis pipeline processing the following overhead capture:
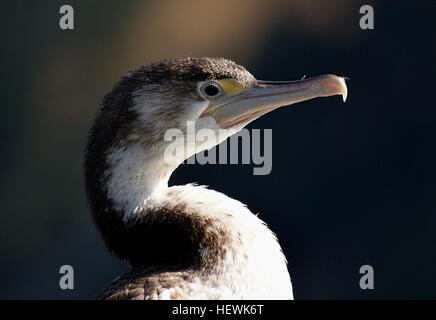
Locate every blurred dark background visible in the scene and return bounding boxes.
[0,0,435,299]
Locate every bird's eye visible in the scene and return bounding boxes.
[200,82,223,99]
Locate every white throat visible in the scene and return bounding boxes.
[104,140,174,220]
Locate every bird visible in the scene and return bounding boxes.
[84,57,347,300]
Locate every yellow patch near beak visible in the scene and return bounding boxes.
[217,79,247,95]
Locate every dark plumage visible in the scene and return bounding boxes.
[128,57,255,85]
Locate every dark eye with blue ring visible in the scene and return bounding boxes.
[201,82,223,98]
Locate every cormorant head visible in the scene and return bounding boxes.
[91,57,346,165]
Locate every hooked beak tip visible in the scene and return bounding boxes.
[339,77,348,102]
[316,74,348,103]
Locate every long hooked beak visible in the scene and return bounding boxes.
[200,74,348,129]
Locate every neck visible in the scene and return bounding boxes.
[104,141,175,220]
[86,139,292,298]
